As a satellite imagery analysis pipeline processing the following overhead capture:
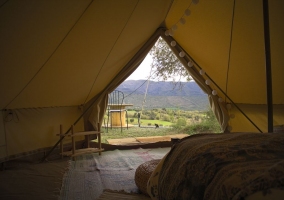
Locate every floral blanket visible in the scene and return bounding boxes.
[148,132,284,200]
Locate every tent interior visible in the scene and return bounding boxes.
[0,0,284,198]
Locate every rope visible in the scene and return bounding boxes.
[141,66,153,114]
[225,0,236,102]
[124,69,156,98]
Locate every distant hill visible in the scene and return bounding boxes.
[116,80,209,111]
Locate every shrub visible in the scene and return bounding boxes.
[182,120,222,135]
[171,118,187,129]
[163,115,171,122]
[130,118,134,123]
[149,111,157,120]
[148,123,152,126]
[176,118,187,126]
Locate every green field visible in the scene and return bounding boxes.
[132,119,172,126]
[101,108,221,143]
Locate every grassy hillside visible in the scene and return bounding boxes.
[117,80,209,111]
[123,94,208,111]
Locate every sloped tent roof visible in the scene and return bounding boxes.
[163,0,284,132]
[0,0,284,160]
[0,0,172,108]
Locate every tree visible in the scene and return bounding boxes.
[149,37,192,83]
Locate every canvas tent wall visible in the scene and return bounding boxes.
[164,0,284,133]
[0,0,172,161]
[0,0,283,162]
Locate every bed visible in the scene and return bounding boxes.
[146,132,284,200]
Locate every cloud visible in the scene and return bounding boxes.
[127,55,152,80]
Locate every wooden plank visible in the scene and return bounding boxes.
[98,124,102,155]
[62,148,104,157]
[60,131,103,137]
[60,124,63,158]
[71,148,104,157]
[56,133,66,136]
[71,125,75,160]
[61,151,73,156]
[66,131,102,137]
[59,123,103,158]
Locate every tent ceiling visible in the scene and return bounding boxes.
[165,0,284,105]
[0,0,172,109]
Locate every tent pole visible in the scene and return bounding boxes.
[262,0,273,133]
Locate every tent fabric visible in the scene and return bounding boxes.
[160,33,229,131]
[1,106,84,160]
[0,0,284,160]
[84,29,162,131]
[0,0,172,160]
[85,27,230,133]
[163,0,284,132]
[0,0,172,109]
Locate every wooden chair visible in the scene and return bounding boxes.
[106,90,128,132]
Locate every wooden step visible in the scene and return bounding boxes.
[61,148,104,157]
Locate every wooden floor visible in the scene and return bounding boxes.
[107,134,188,145]
[98,190,150,200]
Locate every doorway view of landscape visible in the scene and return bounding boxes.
[102,37,222,144]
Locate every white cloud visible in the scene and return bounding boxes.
[126,54,189,82]
[126,54,153,80]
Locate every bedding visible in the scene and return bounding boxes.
[147,132,284,200]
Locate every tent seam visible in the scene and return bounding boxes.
[83,0,140,104]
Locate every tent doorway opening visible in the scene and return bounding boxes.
[102,37,222,145]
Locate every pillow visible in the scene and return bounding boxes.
[147,152,168,199]
[135,159,161,196]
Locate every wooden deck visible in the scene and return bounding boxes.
[107,134,188,145]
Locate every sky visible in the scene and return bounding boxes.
[126,54,188,81]
[126,54,153,81]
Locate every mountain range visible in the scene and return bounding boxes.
[116,80,209,111]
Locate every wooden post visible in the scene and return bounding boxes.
[60,124,63,158]
[98,123,102,155]
[87,135,90,148]
[263,0,273,132]
[71,125,75,160]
